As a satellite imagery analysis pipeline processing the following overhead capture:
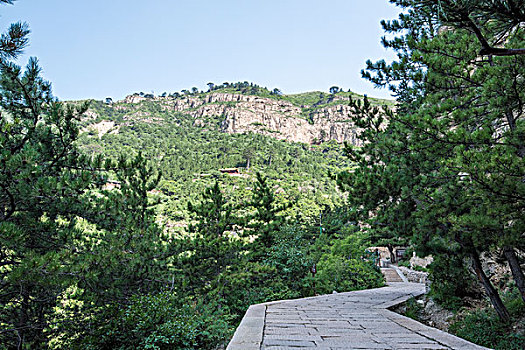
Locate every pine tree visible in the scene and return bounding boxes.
[0,21,95,343]
[179,181,241,299]
[0,3,169,346]
[340,0,525,322]
[247,172,288,257]
[338,99,413,263]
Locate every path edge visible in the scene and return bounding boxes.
[226,303,266,350]
[226,283,491,350]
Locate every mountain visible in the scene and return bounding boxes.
[75,84,392,229]
[79,84,393,145]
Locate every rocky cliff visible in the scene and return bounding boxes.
[84,90,391,145]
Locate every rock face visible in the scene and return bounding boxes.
[219,103,361,145]
[80,120,118,138]
[109,92,367,145]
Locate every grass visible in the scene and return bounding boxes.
[395,287,525,350]
[283,91,325,106]
[449,288,525,350]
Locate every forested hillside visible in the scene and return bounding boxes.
[2,60,387,347]
[75,85,382,229]
[2,1,524,349]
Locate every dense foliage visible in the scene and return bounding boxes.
[78,293,232,350]
[77,97,354,231]
[338,0,524,329]
[450,288,525,350]
[9,0,524,347]
[0,15,172,349]
[0,2,385,349]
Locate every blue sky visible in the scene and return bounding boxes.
[1,0,400,101]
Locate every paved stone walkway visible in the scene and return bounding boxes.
[381,268,405,283]
[227,282,489,349]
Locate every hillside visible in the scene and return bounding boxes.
[79,83,393,145]
[74,84,395,231]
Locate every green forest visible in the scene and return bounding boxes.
[1,0,524,349]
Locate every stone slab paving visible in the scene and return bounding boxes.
[227,282,490,350]
[381,268,405,283]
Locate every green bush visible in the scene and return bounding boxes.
[402,298,421,320]
[218,262,300,320]
[315,255,384,294]
[79,292,232,350]
[329,230,367,260]
[412,265,429,272]
[264,225,314,295]
[449,288,525,350]
[450,308,525,350]
[428,254,477,311]
[397,260,411,268]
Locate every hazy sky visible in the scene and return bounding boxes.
[1,0,401,101]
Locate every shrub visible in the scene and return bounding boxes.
[428,254,477,311]
[264,225,313,295]
[315,255,384,294]
[450,308,525,350]
[79,292,232,350]
[218,262,299,320]
[450,288,525,350]
[398,260,410,268]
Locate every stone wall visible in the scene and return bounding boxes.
[398,266,429,285]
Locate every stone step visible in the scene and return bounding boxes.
[381,268,404,282]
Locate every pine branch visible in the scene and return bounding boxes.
[479,47,525,56]
[0,22,30,60]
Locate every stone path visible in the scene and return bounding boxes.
[381,268,404,283]
[227,281,489,350]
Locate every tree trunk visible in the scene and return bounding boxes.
[505,110,525,158]
[470,250,511,323]
[503,246,525,303]
[17,288,30,350]
[387,244,396,263]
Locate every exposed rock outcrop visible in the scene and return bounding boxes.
[85,91,385,145]
[158,93,363,144]
[82,120,117,138]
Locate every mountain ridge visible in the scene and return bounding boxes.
[78,85,392,145]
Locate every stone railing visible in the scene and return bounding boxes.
[398,266,428,283]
